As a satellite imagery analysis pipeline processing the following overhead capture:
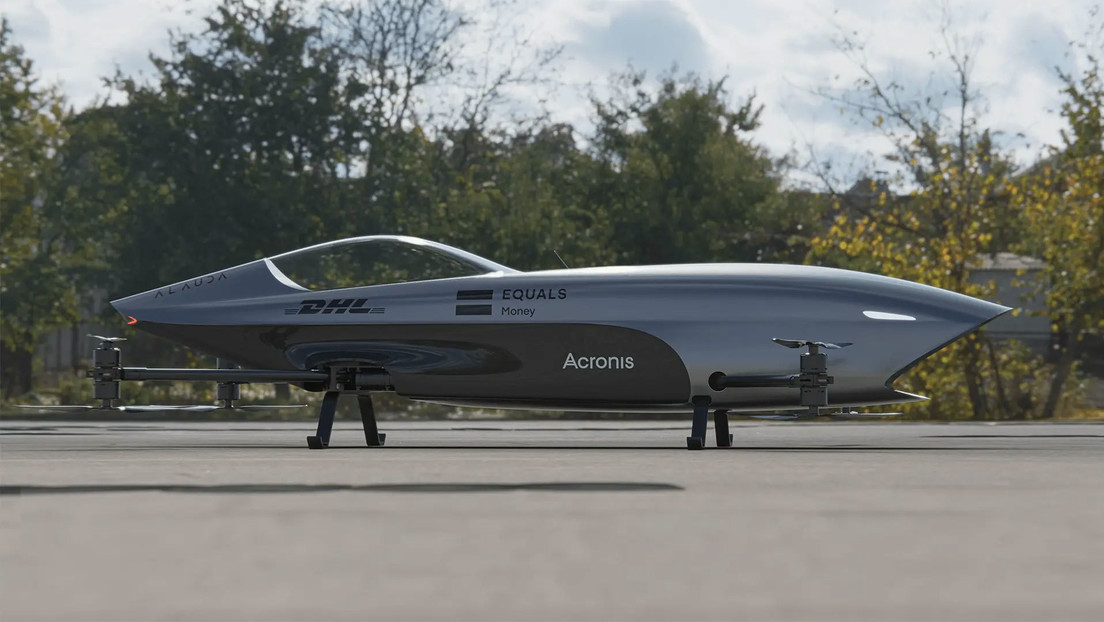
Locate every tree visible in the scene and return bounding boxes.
[0,19,84,397]
[1014,39,1104,418]
[100,0,359,295]
[408,122,615,270]
[318,0,561,239]
[807,14,1038,419]
[587,72,801,266]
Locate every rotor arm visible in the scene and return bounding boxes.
[709,373,799,390]
[708,338,850,417]
[114,368,330,383]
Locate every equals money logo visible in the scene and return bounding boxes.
[455,290,493,315]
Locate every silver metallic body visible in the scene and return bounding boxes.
[113,236,1010,413]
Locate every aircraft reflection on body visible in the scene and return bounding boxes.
[25,235,1011,450]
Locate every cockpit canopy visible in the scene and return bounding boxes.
[269,236,515,291]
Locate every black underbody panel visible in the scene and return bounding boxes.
[136,322,691,404]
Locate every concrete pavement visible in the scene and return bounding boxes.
[2,420,1103,621]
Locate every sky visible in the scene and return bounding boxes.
[5,0,1099,187]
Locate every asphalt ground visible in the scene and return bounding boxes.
[1,420,1103,622]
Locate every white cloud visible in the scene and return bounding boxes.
[5,0,1096,183]
[6,0,212,105]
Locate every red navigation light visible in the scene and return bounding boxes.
[126,316,138,325]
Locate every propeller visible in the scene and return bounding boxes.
[833,410,902,419]
[743,414,800,421]
[736,410,901,421]
[15,403,306,414]
[772,338,853,350]
[88,334,127,343]
[226,404,307,411]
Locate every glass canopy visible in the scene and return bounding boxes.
[268,236,514,291]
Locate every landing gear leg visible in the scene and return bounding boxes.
[687,396,710,450]
[357,394,386,447]
[714,409,732,447]
[307,391,339,449]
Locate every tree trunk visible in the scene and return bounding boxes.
[1041,329,1080,419]
[964,339,988,420]
[1,341,34,399]
[984,338,1013,418]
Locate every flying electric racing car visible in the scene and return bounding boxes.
[48,235,1011,449]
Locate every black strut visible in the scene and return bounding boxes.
[357,394,386,447]
[306,391,340,449]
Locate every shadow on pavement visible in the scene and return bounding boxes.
[0,482,683,496]
[923,434,1104,438]
[3,443,1037,452]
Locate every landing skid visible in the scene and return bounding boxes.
[306,392,387,449]
[715,409,732,447]
[686,398,732,450]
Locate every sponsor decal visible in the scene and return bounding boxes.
[502,287,567,301]
[457,289,494,301]
[153,272,228,298]
[455,304,492,316]
[457,287,566,317]
[562,353,634,370]
[286,299,385,315]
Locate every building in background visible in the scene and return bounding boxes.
[970,252,1050,353]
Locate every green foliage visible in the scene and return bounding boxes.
[0,19,88,397]
[808,21,1074,420]
[402,123,618,270]
[809,144,1037,419]
[1019,52,1104,339]
[587,72,804,265]
[1013,45,1104,418]
[6,0,1095,422]
[102,0,354,294]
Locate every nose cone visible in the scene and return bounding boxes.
[952,297,1013,329]
[932,295,1013,360]
[109,291,149,327]
[110,291,144,317]
[878,291,1012,387]
[846,268,1013,328]
[109,258,302,327]
[814,268,1015,391]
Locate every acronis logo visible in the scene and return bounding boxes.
[562,353,634,370]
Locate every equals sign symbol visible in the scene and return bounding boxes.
[456,289,493,315]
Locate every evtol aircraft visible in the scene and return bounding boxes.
[34,235,1011,449]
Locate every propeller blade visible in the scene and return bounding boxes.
[772,338,805,349]
[87,334,127,343]
[833,411,902,419]
[740,414,800,421]
[14,404,97,413]
[772,338,853,350]
[232,404,308,411]
[16,403,306,415]
[117,405,222,413]
[816,341,853,350]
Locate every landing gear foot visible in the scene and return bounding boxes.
[687,396,710,450]
[714,408,732,447]
[358,394,385,447]
[308,391,340,450]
